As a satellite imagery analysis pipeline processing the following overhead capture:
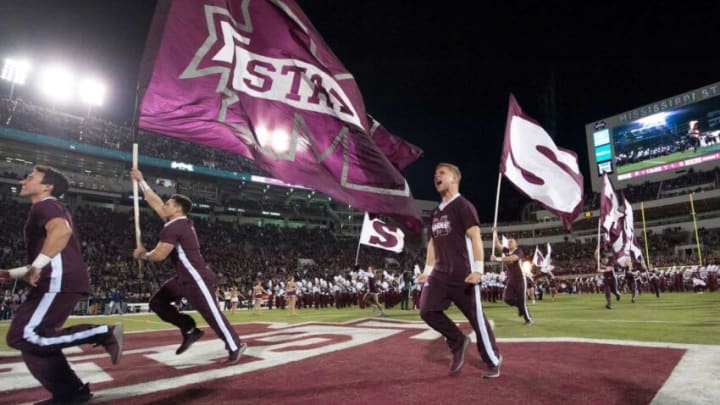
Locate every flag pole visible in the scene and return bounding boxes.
[131,80,144,274]
[354,212,366,266]
[640,201,651,269]
[689,193,703,266]
[491,172,502,258]
[354,241,362,266]
[132,144,143,274]
[596,215,601,271]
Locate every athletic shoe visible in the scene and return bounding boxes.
[228,342,248,364]
[102,323,124,365]
[483,354,503,379]
[176,328,204,355]
[605,304,612,310]
[615,293,621,301]
[35,383,93,404]
[524,320,534,326]
[449,336,471,376]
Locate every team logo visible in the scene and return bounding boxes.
[431,214,451,237]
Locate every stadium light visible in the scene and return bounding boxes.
[255,125,291,153]
[79,77,106,116]
[1,58,31,99]
[38,65,74,104]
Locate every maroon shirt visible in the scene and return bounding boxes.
[24,197,90,293]
[367,274,378,293]
[502,246,526,281]
[428,195,479,283]
[159,216,214,283]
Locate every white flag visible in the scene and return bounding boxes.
[532,245,544,267]
[359,212,405,253]
[541,243,555,274]
[500,95,584,230]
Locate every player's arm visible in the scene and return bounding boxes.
[464,225,484,284]
[416,240,435,283]
[7,217,74,286]
[134,241,174,262]
[130,168,165,218]
[498,253,520,263]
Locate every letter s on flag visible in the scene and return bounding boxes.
[359,213,405,253]
[500,95,584,230]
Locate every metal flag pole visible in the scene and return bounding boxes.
[354,212,366,266]
[131,80,144,275]
[640,201,651,269]
[596,216,602,271]
[491,172,502,258]
[132,144,143,275]
[689,193,703,266]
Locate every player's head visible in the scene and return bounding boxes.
[434,163,461,194]
[507,238,517,249]
[170,194,193,214]
[162,194,192,219]
[21,165,69,199]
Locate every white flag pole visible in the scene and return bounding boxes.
[596,216,601,272]
[355,213,367,266]
[491,172,503,258]
[132,144,143,272]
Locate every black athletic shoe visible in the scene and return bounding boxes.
[176,328,204,355]
[483,354,503,379]
[615,293,621,301]
[449,336,471,376]
[35,383,92,405]
[228,342,248,364]
[605,304,612,310]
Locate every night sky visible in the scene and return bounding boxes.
[2,0,720,221]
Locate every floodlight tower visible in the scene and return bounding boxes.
[1,58,31,99]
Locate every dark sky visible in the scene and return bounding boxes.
[2,0,720,221]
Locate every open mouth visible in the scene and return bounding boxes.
[435,179,442,186]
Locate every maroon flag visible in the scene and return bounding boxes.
[368,115,423,171]
[137,0,421,230]
[500,95,584,230]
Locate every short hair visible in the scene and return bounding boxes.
[436,162,462,182]
[35,165,69,198]
[170,194,193,214]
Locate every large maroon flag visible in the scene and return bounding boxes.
[368,115,423,171]
[500,94,584,230]
[137,0,421,230]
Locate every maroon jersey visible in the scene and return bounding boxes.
[428,195,479,282]
[367,274,378,293]
[24,197,90,293]
[159,217,213,282]
[502,247,525,280]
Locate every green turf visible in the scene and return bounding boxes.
[0,292,718,352]
[616,144,720,174]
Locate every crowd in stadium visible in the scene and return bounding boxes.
[1,194,718,319]
[1,97,262,176]
[1,97,719,320]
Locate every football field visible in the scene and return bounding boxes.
[616,144,720,174]
[0,292,718,404]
